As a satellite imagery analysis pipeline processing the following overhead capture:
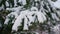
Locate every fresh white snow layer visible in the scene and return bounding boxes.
[53,0,60,8]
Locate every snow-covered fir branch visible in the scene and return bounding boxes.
[0,0,60,34]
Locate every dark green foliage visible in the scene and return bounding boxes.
[24,0,31,9]
[8,0,14,7]
[20,33,25,34]
[0,0,14,8]
[29,23,37,30]
[8,15,15,24]
[0,10,13,34]
[0,10,11,34]
[51,0,57,2]
[0,0,6,9]
[2,15,15,34]
[27,33,32,34]
[0,14,14,34]
[18,18,24,31]
[2,23,13,34]
[43,4,48,10]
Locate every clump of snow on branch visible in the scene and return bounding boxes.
[12,7,46,31]
[4,6,47,31]
[4,6,23,24]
